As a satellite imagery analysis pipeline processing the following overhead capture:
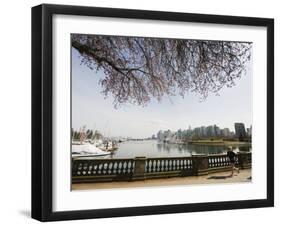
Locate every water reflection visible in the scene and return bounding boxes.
[104,140,251,159]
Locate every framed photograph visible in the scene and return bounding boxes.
[32,4,274,221]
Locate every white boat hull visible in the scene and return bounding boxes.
[72,143,111,157]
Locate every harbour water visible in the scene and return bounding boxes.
[102,140,251,159]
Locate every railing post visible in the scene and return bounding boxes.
[192,155,209,176]
[238,152,251,169]
[132,156,146,181]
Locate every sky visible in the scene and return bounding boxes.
[72,45,252,139]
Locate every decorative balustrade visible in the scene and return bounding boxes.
[208,154,235,168]
[146,157,193,173]
[72,159,135,182]
[72,152,251,183]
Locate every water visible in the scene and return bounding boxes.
[102,140,251,159]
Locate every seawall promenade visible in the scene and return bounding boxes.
[72,168,251,190]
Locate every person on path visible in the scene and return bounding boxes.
[226,146,239,177]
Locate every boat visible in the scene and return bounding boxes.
[72,140,82,145]
[90,138,103,147]
[72,142,111,158]
[72,126,118,157]
[99,140,119,152]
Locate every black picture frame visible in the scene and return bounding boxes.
[32,4,274,222]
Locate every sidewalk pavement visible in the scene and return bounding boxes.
[72,169,251,190]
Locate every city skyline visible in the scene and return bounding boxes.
[153,122,251,134]
[72,43,252,138]
[153,122,251,141]
[72,122,252,140]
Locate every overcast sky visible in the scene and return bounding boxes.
[72,46,252,138]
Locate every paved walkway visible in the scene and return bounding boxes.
[72,169,251,190]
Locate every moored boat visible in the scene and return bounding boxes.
[72,142,110,157]
[99,140,119,152]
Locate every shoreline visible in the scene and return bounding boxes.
[187,140,251,146]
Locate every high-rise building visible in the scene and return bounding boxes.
[201,126,207,137]
[234,123,247,141]
[194,127,201,137]
[247,125,252,137]
[221,128,230,137]
[157,130,164,141]
[206,125,215,137]
[214,124,220,136]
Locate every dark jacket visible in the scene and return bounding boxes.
[227,150,236,163]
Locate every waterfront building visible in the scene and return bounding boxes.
[194,127,202,137]
[176,129,183,140]
[221,128,230,137]
[201,126,207,137]
[214,124,221,136]
[234,123,247,141]
[247,125,252,137]
[206,125,215,137]
[157,130,164,141]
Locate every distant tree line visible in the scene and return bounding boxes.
[71,128,103,140]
